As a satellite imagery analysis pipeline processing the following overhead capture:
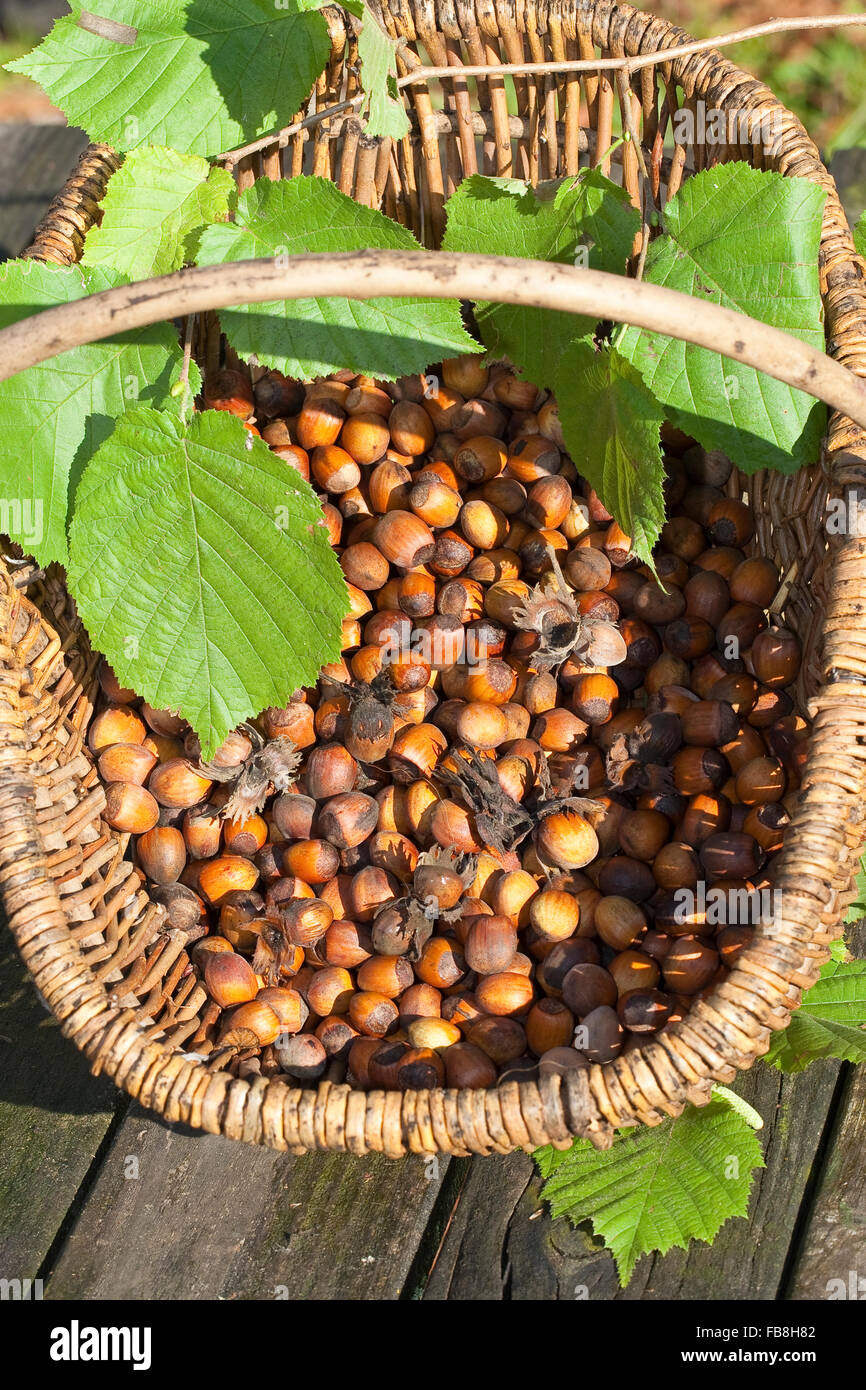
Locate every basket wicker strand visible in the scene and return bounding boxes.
[3,0,866,1156]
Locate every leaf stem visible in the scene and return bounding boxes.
[592,134,626,171]
[712,1085,764,1130]
[175,313,196,426]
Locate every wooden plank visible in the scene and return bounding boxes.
[45,1103,451,1300]
[422,1060,846,1299]
[784,1064,866,1301]
[422,1151,530,1300]
[0,931,119,1278]
[0,123,89,260]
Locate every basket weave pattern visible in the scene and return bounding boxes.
[4,0,866,1156]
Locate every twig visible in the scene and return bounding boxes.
[0,250,864,431]
[615,67,651,286]
[629,198,652,301]
[631,149,653,292]
[218,12,866,164]
[219,98,364,166]
[616,70,648,185]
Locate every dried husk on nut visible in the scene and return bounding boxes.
[197,723,301,819]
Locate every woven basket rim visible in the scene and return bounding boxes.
[4,0,866,1158]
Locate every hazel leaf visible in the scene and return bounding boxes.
[67,407,348,759]
[555,340,666,567]
[0,259,190,567]
[619,164,827,474]
[6,0,332,157]
[82,146,235,279]
[535,1095,764,1286]
[196,176,478,379]
[357,7,410,139]
[442,171,640,388]
[763,957,866,1072]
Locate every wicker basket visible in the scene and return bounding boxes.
[3,0,866,1158]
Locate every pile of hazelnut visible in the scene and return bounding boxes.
[90,354,807,1092]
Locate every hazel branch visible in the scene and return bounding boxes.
[1,250,859,430]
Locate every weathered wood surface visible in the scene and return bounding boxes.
[46,1107,452,1300]
[0,933,119,1280]
[0,124,88,260]
[420,1060,848,1300]
[24,1036,857,1302]
[785,1064,866,1301]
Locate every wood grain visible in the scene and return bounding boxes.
[785,1065,866,1301]
[46,1103,451,1300]
[421,1062,848,1299]
[0,932,118,1278]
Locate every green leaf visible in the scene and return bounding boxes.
[357,8,410,139]
[764,957,866,1072]
[196,176,478,379]
[619,164,827,474]
[789,957,866,1025]
[854,211,866,261]
[764,1015,866,1073]
[535,1096,764,1286]
[555,340,665,565]
[82,146,235,280]
[6,0,331,157]
[443,172,639,388]
[0,259,189,566]
[67,408,347,759]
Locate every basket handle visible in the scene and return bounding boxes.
[2,249,865,434]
